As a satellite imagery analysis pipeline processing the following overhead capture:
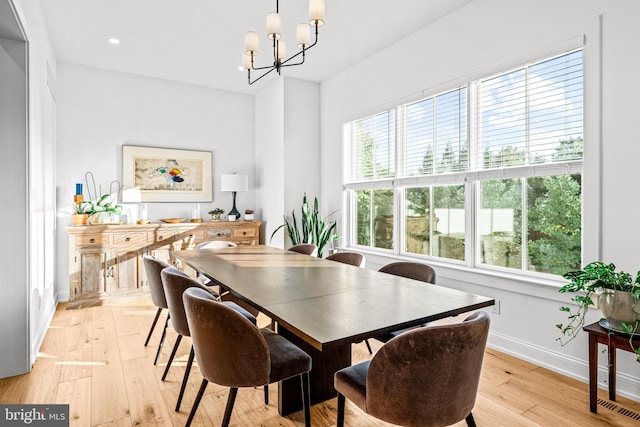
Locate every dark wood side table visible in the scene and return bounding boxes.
[583,322,640,413]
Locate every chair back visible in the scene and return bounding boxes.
[183,287,271,387]
[378,261,436,284]
[196,240,238,249]
[142,256,172,309]
[366,311,490,427]
[161,268,218,337]
[326,251,365,268]
[289,244,318,257]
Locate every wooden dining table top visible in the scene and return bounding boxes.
[171,245,495,351]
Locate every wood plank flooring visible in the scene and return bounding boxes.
[1,297,640,426]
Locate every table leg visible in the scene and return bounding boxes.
[277,326,351,416]
[588,332,598,413]
[608,342,616,401]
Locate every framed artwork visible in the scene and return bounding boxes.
[122,145,213,202]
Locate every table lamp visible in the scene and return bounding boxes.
[220,174,248,218]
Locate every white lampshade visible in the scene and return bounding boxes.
[277,40,287,61]
[243,53,252,70]
[245,31,259,53]
[296,23,310,47]
[266,12,282,39]
[221,174,248,192]
[309,0,325,26]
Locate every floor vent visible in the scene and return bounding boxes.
[598,399,640,421]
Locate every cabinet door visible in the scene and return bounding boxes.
[113,249,143,295]
[79,250,109,300]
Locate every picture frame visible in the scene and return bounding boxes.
[122,145,213,203]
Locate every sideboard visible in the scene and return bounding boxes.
[65,221,261,303]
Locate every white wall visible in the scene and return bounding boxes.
[55,63,255,300]
[255,78,285,246]
[321,0,640,399]
[255,77,321,247]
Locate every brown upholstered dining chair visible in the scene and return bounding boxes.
[161,268,258,412]
[363,261,437,353]
[142,256,173,365]
[378,261,436,283]
[326,251,365,268]
[289,243,318,257]
[183,287,312,427]
[335,311,490,427]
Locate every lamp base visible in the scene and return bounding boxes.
[229,191,241,218]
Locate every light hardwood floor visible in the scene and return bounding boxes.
[1,298,640,426]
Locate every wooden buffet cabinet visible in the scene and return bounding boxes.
[65,221,261,303]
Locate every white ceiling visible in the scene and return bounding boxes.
[38,0,473,95]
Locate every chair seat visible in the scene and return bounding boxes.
[334,360,370,411]
[261,328,312,383]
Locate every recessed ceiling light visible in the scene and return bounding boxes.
[108,37,120,45]
[237,66,244,72]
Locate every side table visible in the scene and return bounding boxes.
[583,322,640,413]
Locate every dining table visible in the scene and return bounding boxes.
[171,245,495,416]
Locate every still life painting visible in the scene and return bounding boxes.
[122,145,213,202]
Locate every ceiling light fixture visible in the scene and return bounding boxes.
[242,0,324,85]
[108,37,120,45]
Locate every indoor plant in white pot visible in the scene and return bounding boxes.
[87,193,123,224]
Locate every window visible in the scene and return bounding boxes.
[344,49,583,276]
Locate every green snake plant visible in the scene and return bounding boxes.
[270,193,339,257]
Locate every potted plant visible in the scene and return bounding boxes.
[270,193,338,258]
[86,194,123,224]
[208,208,225,221]
[71,201,93,226]
[244,209,255,221]
[557,261,640,360]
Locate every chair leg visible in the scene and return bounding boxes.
[337,393,345,427]
[175,345,195,411]
[153,313,170,365]
[144,308,162,346]
[161,334,182,381]
[221,388,238,427]
[300,373,311,427]
[364,339,373,354]
[185,379,208,427]
[465,412,477,427]
[264,385,269,404]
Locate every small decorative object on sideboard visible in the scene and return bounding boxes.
[71,201,92,226]
[87,194,123,224]
[208,208,225,221]
[244,209,255,221]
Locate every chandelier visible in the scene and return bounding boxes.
[242,0,325,85]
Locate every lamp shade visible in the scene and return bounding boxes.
[221,174,248,192]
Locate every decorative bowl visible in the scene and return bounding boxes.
[160,218,186,223]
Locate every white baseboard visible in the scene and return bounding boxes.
[57,291,69,303]
[488,330,640,402]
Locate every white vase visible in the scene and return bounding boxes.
[598,289,640,330]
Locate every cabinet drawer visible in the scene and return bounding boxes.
[76,234,110,246]
[113,232,148,248]
[154,230,175,243]
[207,228,231,239]
[233,227,256,238]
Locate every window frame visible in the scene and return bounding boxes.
[343,41,591,281]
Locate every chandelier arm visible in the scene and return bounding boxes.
[248,66,278,85]
[280,24,319,67]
